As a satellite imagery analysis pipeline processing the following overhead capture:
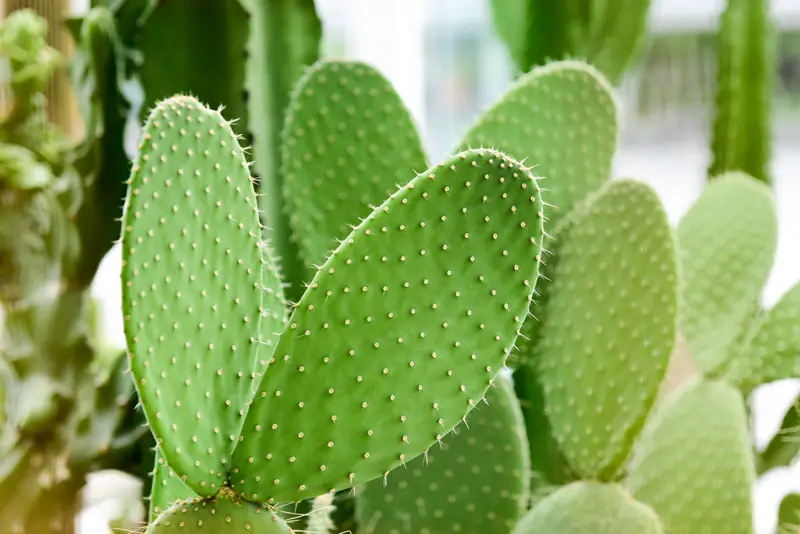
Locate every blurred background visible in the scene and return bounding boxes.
[1,0,799,532]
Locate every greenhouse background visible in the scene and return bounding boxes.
[0,0,799,532]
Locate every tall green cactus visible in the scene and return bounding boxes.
[122,94,545,530]
[708,0,775,184]
[489,0,652,85]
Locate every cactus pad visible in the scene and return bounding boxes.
[459,60,617,229]
[354,375,530,533]
[677,172,777,375]
[729,281,800,390]
[230,148,545,503]
[146,492,292,533]
[627,379,755,534]
[121,95,284,495]
[281,59,428,273]
[531,179,678,479]
[149,451,196,521]
[513,481,663,534]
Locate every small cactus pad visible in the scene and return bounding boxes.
[530,179,678,479]
[677,172,777,374]
[458,60,617,230]
[230,148,545,503]
[121,95,285,494]
[513,481,663,534]
[149,451,197,521]
[627,379,755,534]
[728,281,800,389]
[146,492,292,533]
[281,59,428,272]
[354,375,531,533]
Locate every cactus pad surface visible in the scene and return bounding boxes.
[627,379,755,534]
[121,95,284,495]
[150,451,196,521]
[532,179,678,479]
[513,481,663,534]
[146,492,292,533]
[230,148,545,503]
[677,172,777,375]
[282,59,428,272]
[354,374,530,533]
[459,60,617,230]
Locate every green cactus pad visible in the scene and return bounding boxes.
[149,451,196,522]
[354,374,530,534]
[728,281,800,390]
[513,481,663,534]
[677,172,777,375]
[627,378,755,534]
[459,60,617,231]
[530,179,677,480]
[121,95,284,495]
[281,59,428,276]
[146,492,292,533]
[230,148,545,504]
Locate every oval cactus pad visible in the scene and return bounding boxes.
[121,95,285,495]
[533,179,678,479]
[354,375,530,534]
[230,148,545,503]
[513,481,663,534]
[281,59,428,271]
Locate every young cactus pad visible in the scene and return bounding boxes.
[121,95,287,495]
[281,59,428,273]
[527,179,678,479]
[459,60,617,231]
[354,374,531,534]
[677,172,777,375]
[229,148,545,503]
[627,378,755,534]
[148,490,291,533]
[150,451,195,521]
[513,481,663,534]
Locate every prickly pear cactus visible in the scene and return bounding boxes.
[459,60,617,233]
[281,59,428,276]
[150,451,195,521]
[513,481,663,534]
[676,172,777,376]
[524,179,678,480]
[354,374,530,533]
[627,379,755,534]
[122,93,545,527]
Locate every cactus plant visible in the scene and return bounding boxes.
[708,0,775,184]
[489,0,652,85]
[355,374,531,534]
[122,93,545,529]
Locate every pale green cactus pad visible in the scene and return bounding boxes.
[513,481,663,534]
[627,379,755,534]
[146,492,291,533]
[459,60,617,230]
[677,172,777,375]
[728,281,800,390]
[121,95,286,495]
[354,374,531,533]
[530,179,678,479]
[281,59,428,273]
[230,148,545,504]
[150,451,196,521]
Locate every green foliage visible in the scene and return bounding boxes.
[676,172,778,376]
[757,394,800,475]
[489,0,652,84]
[149,450,194,521]
[627,379,755,534]
[513,481,663,534]
[709,0,775,184]
[354,375,530,534]
[123,94,544,522]
[779,493,800,533]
